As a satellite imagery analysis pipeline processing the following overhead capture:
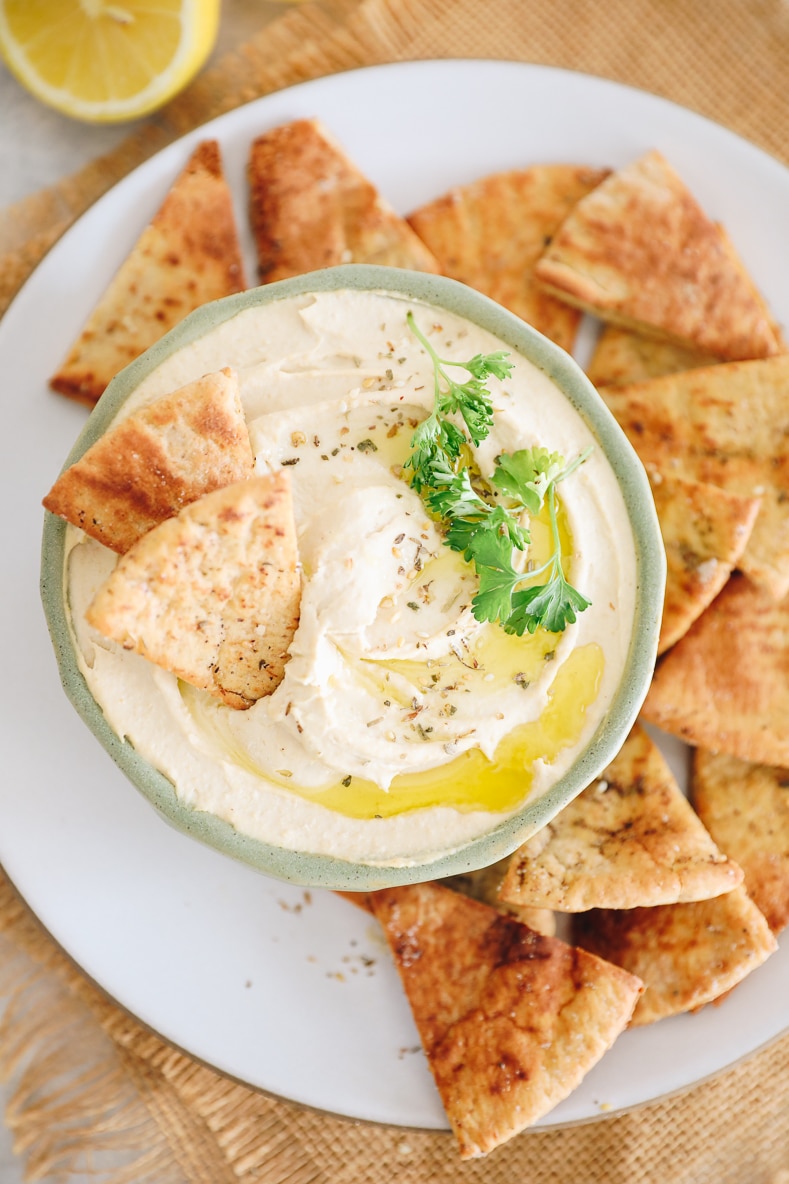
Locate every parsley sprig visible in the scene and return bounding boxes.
[403,311,592,636]
[404,312,512,492]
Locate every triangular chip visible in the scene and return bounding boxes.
[649,467,760,653]
[43,368,254,554]
[248,118,440,282]
[534,150,782,361]
[86,474,300,707]
[368,882,642,1158]
[51,141,246,405]
[333,891,373,913]
[444,858,555,936]
[498,725,742,912]
[337,872,555,935]
[642,574,789,765]
[692,749,789,935]
[603,355,789,599]
[586,324,717,388]
[407,165,609,353]
[573,887,776,1025]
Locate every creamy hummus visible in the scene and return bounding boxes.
[66,289,637,866]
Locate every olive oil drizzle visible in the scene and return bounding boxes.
[293,642,603,818]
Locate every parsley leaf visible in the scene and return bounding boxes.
[426,467,489,519]
[438,377,495,445]
[491,447,566,514]
[446,505,530,559]
[407,417,466,492]
[505,576,592,636]
[466,530,522,624]
[463,351,514,382]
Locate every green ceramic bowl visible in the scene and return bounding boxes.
[41,265,665,891]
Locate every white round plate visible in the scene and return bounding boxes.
[1,60,787,1131]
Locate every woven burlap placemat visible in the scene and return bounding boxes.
[2,0,789,1179]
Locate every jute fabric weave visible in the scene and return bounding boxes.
[2,0,789,1179]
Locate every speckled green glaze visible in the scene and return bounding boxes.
[40,265,665,891]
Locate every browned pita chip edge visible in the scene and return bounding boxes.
[248,117,440,284]
[369,881,641,1158]
[534,149,782,362]
[43,367,253,554]
[51,140,246,406]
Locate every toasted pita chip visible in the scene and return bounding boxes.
[603,355,789,599]
[573,887,776,1025]
[86,474,300,707]
[642,574,789,765]
[248,119,440,282]
[649,468,760,653]
[586,324,717,388]
[499,726,742,913]
[43,369,253,554]
[337,871,555,934]
[534,150,782,361]
[444,858,555,936]
[51,142,246,406]
[333,891,373,913]
[368,882,641,1158]
[692,749,789,935]
[407,165,609,353]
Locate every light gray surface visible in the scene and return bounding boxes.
[0,65,139,206]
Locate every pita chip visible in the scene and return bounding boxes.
[534,150,782,361]
[333,891,373,913]
[337,869,555,935]
[444,858,555,936]
[51,141,246,406]
[642,574,789,765]
[43,368,254,554]
[649,467,760,654]
[248,118,440,282]
[693,748,789,935]
[603,354,789,599]
[573,887,776,1025]
[368,882,642,1158]
[86,473,300,707]
[499,726,742,913]
[407,165,609,353]
[586,324,717,388]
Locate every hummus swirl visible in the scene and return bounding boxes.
[67,289,637,866]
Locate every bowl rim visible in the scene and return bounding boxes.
[40,264,665,891]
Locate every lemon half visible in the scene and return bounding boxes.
[0,0,220,123]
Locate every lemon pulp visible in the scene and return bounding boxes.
[0,0,219,122]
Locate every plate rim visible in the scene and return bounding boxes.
[1,56,787,1133]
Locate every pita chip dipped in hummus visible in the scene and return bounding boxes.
[86,474,301,708]
[43,368,254,554]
